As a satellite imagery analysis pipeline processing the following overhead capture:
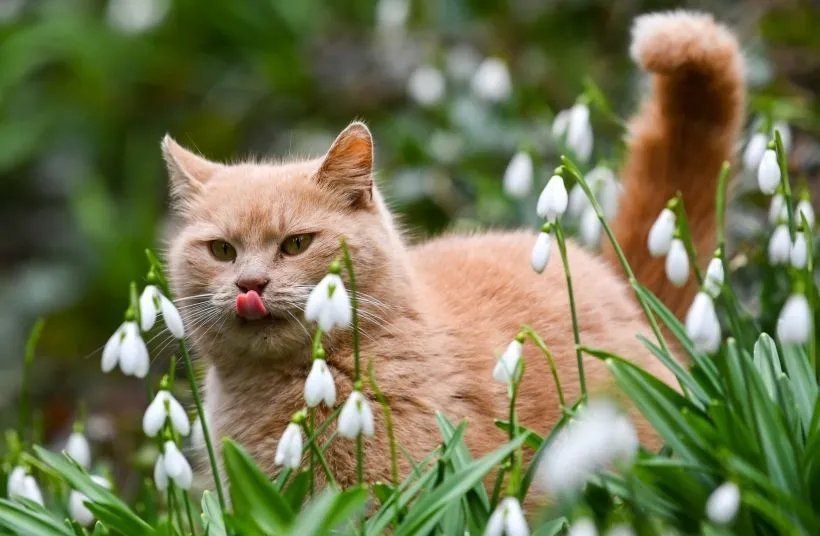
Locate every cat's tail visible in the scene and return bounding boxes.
[602,10,745,319]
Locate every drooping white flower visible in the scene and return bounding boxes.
[305,272,352,332]
[304,359,336,408]
[551,109,571,140]
[539,399,638,495]
[407,65,445,107]
[797,198,815,229]
[338,391,375,439]
[536,175,568,220]
[567,518,598,536]
[768,194,786,225]
[777,293,811,345]
[503,151,533,199]
[648,208,676,257]
[154,454,168,492]
[375,0,409,31]
[565,103,593,162]
[274,423,303,469]
[163,441,193,490]
[471,57,512,102]
[790,231,808,269]
[531,231,552,274]
[768,224,791,265]
[139,285,184,338]
[8,467,44,506]
[743,132,768,172]
[591,167,620,221]
[606,525,635,536]
[685,292,722,354]
[703,257,724,298]
[665,239,689,287]
[69,475,111,526]
[493,340,524,385]
[107,0,169,34]
[65,431,92,469]
[757,149,781,195]
[143,390,190,438]
[706,482,740,525]
[102,321,149,378]
[580,207,602,248]
[484,496,529,536]
[567,184,587,218]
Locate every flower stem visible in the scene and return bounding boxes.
[300,420,339,489]
[673,195,704,285]
[520,325,565,407]
[553,222,585,398]
[367,357,398,486]
[19,318,44,447]
[182,489,196,535]
[308,408,315,497]
[505,373,523,496]
[339,238,361,380]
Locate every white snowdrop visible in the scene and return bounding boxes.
[484,496,529,536]
[305,272,352,332]
[375,0,409,31]
[540,399,638,495]
[685,292,722,354]
[706,482,740,525]
[101,321,149,378]
[338,391,375,439]
[592,167,620,221]
[65,431,92,470]
[790,231,808,269]
[567,184,588,218]
[757,149,781,195]
[565,103,593,162]
[742,132,768,172]
[304,359,336,408]
[665,239,689,287]
[107,0,169,34]
[768,194,786,225]
[703,257,724,298]
[153,454,168,492]
[580,207,602,248]
[647,208,676,257]
[143,390,190,438]
[69,475,111,526]
[407,65,445,107]
[797,198,815,229]
[139,285,184,338]
[777,293,811,345]
[162,441,193,490]
[493,340,524,385]
[274,423,303,469]
[471,57,512,102]
[568,518,598,536]
[768,224,791,265]
[503,151,533,199]
[536,175,568,220]
[7,467,43,506]
[531,231,552,274]
[551,109,571,141]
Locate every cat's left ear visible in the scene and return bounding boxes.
[315,122,374,208]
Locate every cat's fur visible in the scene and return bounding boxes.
[163,11,744,488]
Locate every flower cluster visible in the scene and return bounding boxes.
[647,204,689,287]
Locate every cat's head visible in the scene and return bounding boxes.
[163,122,401,364]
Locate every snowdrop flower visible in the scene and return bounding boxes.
[536,175,568,220]
[143,389,190,438]
[107,0,169,34]
[7,466,43,506]
[768,194,786,225]
[757,149,780,195]
[503,151,533,199]
[375,0,409,31]
[768,224,791,265]
[69,475,110,526]
[665,238,689,287]
[703,257,724,298]
[101,321,149,378]
[493,340,524,385]
[551,109,571,140]
[566,103,593,162]
[531,230,552,274]
[153,454,168,492]
[540,399,638,495]
[647,208,676,257]
[304,359,336,408]
[606,525,635,536]
[797,198,815,228]
[471,57,512,102]
[274,423,303,469]
[567,184,587,218]
[790,231,808,269]
[407,65,445,107]
[777,293,811,345]
[305,269,352,332]
[743,132,768,172]
[139,285,184,338]
[685,292,721,354]
[568,518,598,536]
[484,496,529,536]
[65,430,92,469]
[162,441,193,490]
[580,207,602,248]
[338,390,375,439]
[706,482,740,525]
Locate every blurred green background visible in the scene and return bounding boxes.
[2,0,820,471]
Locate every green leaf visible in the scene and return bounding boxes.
[283,471,311,513]
[533,517,568,536]
[436,412,491,511]
[200,491,226,536]
[638,335,709,407]
[781,344,818,428]
[0,499,73,536]
[290,487,367,536]
[753,333,783,402]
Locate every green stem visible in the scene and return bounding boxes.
[774,131,795,238]
[308,408,315,497]
[367,358,398,486]
[300,421,338,489]
[167,481,179,535]
[183,489,196,535]
[674,195,704,285]
[20,318,45,447]
[803,224,816,373]
[553,222,586,397]
[520,325,565,407]
[339,238,361,380]
[715,162,730,249]
[356,435,364,485]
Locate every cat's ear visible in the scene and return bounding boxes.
[161,135,222,210]
[315,122,374,208]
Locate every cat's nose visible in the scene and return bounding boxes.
[236,277,270,295]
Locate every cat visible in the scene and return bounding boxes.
[163,10,744,489]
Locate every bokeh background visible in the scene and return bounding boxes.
[2,0,820,486]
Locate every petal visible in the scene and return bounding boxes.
[502,498,529,536]
[332,286,352,329]
[484,505,505,536]
[305,277,329,322]
[359,396,375,437]
[69,490,95,526]
[321,368,337,407]
[174,458,193,490]
[143,392,168,437]
[154,455,168,491]
[160,295,185,339]
[139,286,159,332]
[579,207,602,247]
[338,393,362,438]
[23,476,44,506]
[7,467,27,497]
[163,442,186,479]
[503,151,533,199]
[665,239,689,287]
[530,232,552,274]
[648,209,676,257]
[66,432,92,469]
[101,327,123,373]
[167,395,191,436]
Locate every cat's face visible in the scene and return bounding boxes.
[164,123,391,363]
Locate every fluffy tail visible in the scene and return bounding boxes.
[602,11,746,319]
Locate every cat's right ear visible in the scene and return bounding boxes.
[161,135,222,212]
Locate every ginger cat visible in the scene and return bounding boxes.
[163,11,744,488]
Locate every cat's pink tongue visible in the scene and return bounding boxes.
[236,290,268,320]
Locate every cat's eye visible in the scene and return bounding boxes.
[209,240,237,262]
[281,234,313,256]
